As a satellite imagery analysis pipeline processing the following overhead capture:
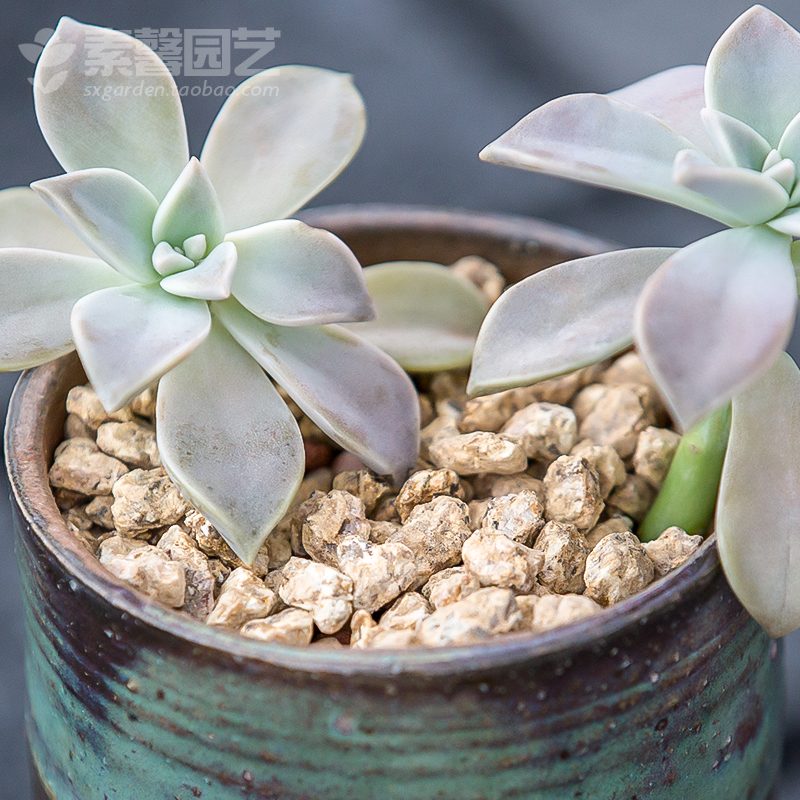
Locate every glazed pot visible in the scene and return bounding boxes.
[7,205,783,800]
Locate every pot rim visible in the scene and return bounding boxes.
[5,203,721,679]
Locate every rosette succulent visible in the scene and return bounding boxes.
[0,18,421,563]
[472,5,800,636]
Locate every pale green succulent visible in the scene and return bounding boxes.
[473,4,800,637]
[0,18,421,564]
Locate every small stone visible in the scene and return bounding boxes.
[49,438,129,496]
[477,472,544,499]
[395,469,466,522]
[63,505,92,531]
[643,527,703,577]
[421,567,480,609]
[529,593,602,631]
[66,385,134,430]
[633,427,681,489]
[450,255,505,304]
[584,532,655,606]
[417,588,523,647]
[352,626,419,649]
[420,415,460,461]
[429,371,469,404]
[301,490,371,568]
[130,386,157,419]
[501,403,577,463]
[111,468,188,535]
[570,440,627,499]
[276,557,354,634]
[349,609,377,647]
[240,609,314,646]
[368,520,401,544]
[96,421,161,469]
[543,456,604,532]
[534,521,589,594]
[601,352,669,423]
[266,522,293,570]
[532,363,606,405]
[468,499,490,530]
[577,384,654,458]
[84,495,116,530]
[208,558,231,587]
[572,384,607,422]
[98,535,149,560]
[378,592,431,630]
[54,487,88,510]
[457,387,538,433]
[607,475,656,522]
[483,490,545,545]
[99,541,185,607]
[429,432,527,476]
[371,494,401,523]
[585,516,634,550]
[419,394,436,428]
[206,567,278,628]
[332,470,392,515]
[311,636,344,649]
[296,468,334,503]
[64,413,94,440]
[184,510,271,577]
[157,526,216,620]
[462,530,544,593]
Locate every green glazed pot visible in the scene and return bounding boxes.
[7,205,784,800]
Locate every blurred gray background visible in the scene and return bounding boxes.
[0,1,797,797]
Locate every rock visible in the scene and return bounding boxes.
[421,566,480,609]
[601,352,669,423]
[99,540,185,607]
[429,371,469,404]
[208,558,231,588]
[331,470,392,515]
[184,510,271,577]
[266,522,293,569]
[633,427,681,489]
[53,487,88,510]
[577,384,654,458]
[501,403,577,463]
[349,609,377,647]
[428,432,527,476]
[311,636,344,649]
[572,384,607,422]
[240,609,314,646]
[643,527,703,576]
[534,521,589,594]
[462,530,544,593]
[543,456,604,532]
[394,469,466,522]
[483,490,545,545]
[457,387,538,433]
[569,440,627,499]
[585,516,634,550]
[368,520,401,544]
[607,475,656,522]
[474,472,543,499]
[420,414,460,461]
[130,386,157,419]
[528,593,602,631]
[301,490,371,568]
[371,494,400,523]
[96,421,161,469]
[157,526,216,620]
[111,468,188,535]
[206,567,278,628]
[49,438,129,496]
[63,505,92,531]
[64,413,94,440]
[352,625,419,649]
[98,535,149,560]
[418,394,436,428]
[66,385,135,431]
[468,499,490,531]
[584,532,654,606]
[378,592,431,630]
[84,495,116,530]
[532,363,607,405]
[450,255,505,305]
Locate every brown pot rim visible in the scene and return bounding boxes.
[5,203,721,678]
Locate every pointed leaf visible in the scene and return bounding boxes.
[161,242,237,301]
[32,168,160,283]
[700,108,772,169]
[228,219,374,326]
[705,6,800,147]
[343,261,489,371]
[201,66,366,230]
[34,18,189,200]
[215,299,420,482]
[0,248,128,369]
[777,109,800,167]
[151,158,225,250]
[71,284,211,411]
[717,352,800,638]
[634,227,796,430]
[157,322,304,564]
[768,206,800,237]
[762,157,796,194]
[480,93,740,225]
[468,248,675,396]
[152,241,194,276]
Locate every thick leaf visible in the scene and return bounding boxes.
[468,248,675,396]
[228,219,374,326]
[214,299,420,482]
[480,93,740,225]
[71,284,211,411]
[34,18,189,201]
[0,186,95,255]
[32,169,160,283]
[700,108,772,169]
[762,156,796,194]
[343,261,489,371]
[634,227,796,430]
[160,242,237,301]
[777,109,800,168]
[768,206,800,237]
[152,241,194,276]
[0,248,127,369]
[672,150,789,225]
[200,66,366,230]
[157,322,304,564]
[705,6,800,148]
[717,352,800,638]
[151,158,225,250]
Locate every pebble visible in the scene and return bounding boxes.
[450,255,506,305]
[130,386,157,419]
[368,520,402,544]
[543,456,604,532]
[462,530,544,593]
[467,499,491,530]
[421,566,480,609]
[532,362,607,405]
[476,472,544,499]
[527,593,602,631]
[378,592,431,630]
[633,427,680,489]
[54,487,87,510]
[349,608,377,647]
[96,421,161,469]
[583,532,654,606]
[185,510,271,577]
[577,384,654,458]
[394,468,467,522]
[585,516,634,550]
[111,468,188,535]
[49,438,129,495]
[607,475,656,522]
[84,495,115,530]
[501,402,577,463]
[457,387,538,433]
[66,385,135,430]
[535,521,589,594]
[643,526,703,576]
[157,526,216,620]
[428,432,527,476]
[301,490,371,568]
[64,413,94,440]
[569,440,626,499]
[206,567,278,628]
[240,609,314,646]
[483,490,545,545]
[331,470,393,515]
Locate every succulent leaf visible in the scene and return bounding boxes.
[157,321,305,565]
[160,242,237,301]
[0,248,128,369]
[201,66,366,230]
[71,284,211,411]
[700,108,772,169]
[32,169,160,283]
[777,109,800,168]
[468,248,675,396]
[716,351,800,638]
[33,18,189,200]
[634,226,796,431]
[214,299,420,482]
[152,241,194,276]
[228,219,374,326]
[343,261,489,371]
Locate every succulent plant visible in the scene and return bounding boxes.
[0,18,420,564]
[472,4,800,637]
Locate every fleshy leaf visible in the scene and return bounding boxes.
[201,65,366,230]
[32,169,160,283]
[468,248,675,396]
[672,149,789,224]
[0,186,95,255]
[716,352,800,638]
[152,241,194,276]
[151,158,225,250]
[480,93,740,225]
[34,18,189,200]
[705,6,800,148]
[343,261,489,371]
[634,226,796,430]
[214,299,420,482]
[161,242,237,301]
[762,157,796,193]
[183,234,207,261]
[768,206,800,237]
[0,248,128,370]
[700,108,772,169]
[777,110,800,168]
[71,284,211,411]
[227,219,374,326]
[157,322,304,564]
